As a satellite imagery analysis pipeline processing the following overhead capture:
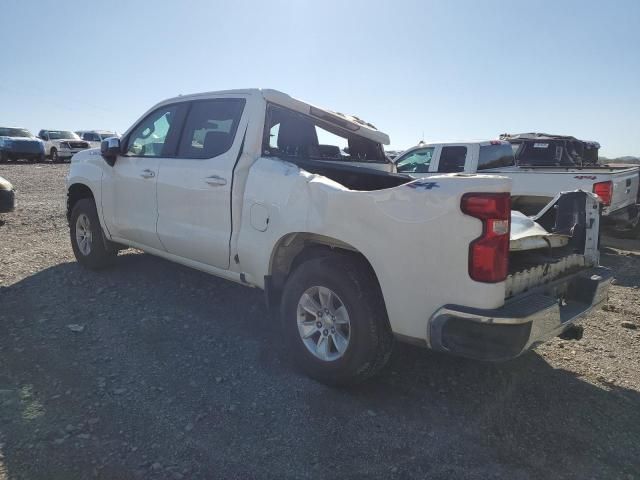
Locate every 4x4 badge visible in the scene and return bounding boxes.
[406,180,440,191]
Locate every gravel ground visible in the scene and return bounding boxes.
[0,163,639,480]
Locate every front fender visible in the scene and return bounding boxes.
[66,150,109,234]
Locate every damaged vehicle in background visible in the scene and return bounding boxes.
[502,133,640,237]
[0,127,45,163]
[66,89,612,385]
[394,139,640,237]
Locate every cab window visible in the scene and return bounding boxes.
[478,143,515,170]
[395,147,435,173]
[438,146,467,173]
[126,105,182,157]
[177,98,245,159]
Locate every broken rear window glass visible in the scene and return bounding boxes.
[264,105,386,163]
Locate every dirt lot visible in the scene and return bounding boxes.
[0,163,639,480]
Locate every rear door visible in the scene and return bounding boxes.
[156,96,247,269]
[101,103,187,250]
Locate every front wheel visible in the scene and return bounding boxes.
[50,148,59,163]
[70,198,117,269]
[280,254,393,385]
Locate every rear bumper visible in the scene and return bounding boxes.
[0,189,16,213]
[427,266,613,361]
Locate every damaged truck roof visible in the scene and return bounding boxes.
[161,88,391,146]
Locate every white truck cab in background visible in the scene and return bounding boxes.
[66,89,612,384]
[76,130,119,149]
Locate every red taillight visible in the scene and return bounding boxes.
[593,181,612,206]
[461,193,511,283]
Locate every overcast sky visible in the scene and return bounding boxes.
[1,0,638,157]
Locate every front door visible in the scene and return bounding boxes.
[156,97,247,269]
[101,103,186,250]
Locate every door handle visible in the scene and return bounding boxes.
[205,175,227,186]
[140,169,155,179]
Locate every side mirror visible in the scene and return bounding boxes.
[101,137,121,166]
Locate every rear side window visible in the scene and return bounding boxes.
[177,98,245,159]
[478,143,514,170]
[438,146,467,173]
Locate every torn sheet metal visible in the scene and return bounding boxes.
[509,211,570,251]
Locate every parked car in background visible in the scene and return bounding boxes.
[38,130,90,163]
[75,130,119,149]
[393,140,640,236]
[66,88,611,384]
[0,175,15,213]
[0,127,45,163]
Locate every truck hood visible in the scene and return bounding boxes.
[0,136,42,144]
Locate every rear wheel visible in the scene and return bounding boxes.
[612,223,640,239]
[70,198,117,269]
[280,254,393,385]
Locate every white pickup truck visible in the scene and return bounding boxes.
[393,140,640,236]
[38,130,90,163]
[66,89,612,385]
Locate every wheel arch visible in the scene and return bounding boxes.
[67,183,95,224]
[265,232,388,320]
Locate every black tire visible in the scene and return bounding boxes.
[0,151,7,163]
[607,220,640,240]
[69,198,117,269]
[50,148,58,163]
[280,254,394,386]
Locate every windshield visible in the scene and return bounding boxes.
[0,127,33,138]
[48,131,80,140]
[478,143,515,170]
[395,147,435,173]
[99,132,117,140]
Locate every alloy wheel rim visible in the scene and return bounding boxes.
[296,285,351,361]
[75,213,92,255]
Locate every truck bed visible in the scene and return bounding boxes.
[487,164,640,216]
